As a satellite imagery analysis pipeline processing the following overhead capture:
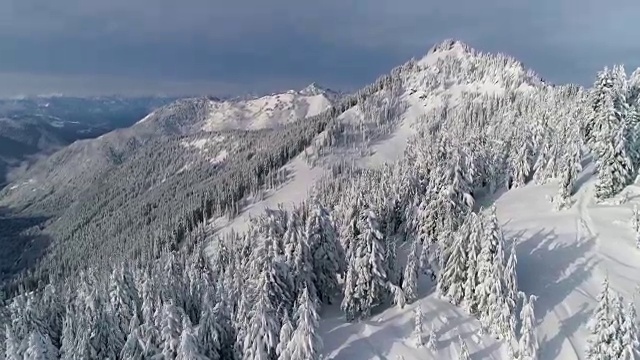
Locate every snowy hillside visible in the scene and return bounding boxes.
[5,39,640,360]
[136,83,335,132]
[202,41,640,360]
[207,39,544,238]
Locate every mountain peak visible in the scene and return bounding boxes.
[428,39,474,55]
[299,82,333,96]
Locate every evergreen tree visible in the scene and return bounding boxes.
[197,294,222,360]
[284,287,322,360]
[510,138,532,188]
[389,283,407,309]
[621,301,639,360]
[402,239,420,303]
[585,67,615,146]
[475,209,509,337]
[176,323,208,360]
[161,302,183,359]
[108,266,139,344]
[463,213,482,314]
[360,209,388,308]
[340,261,358,322]
[438,225,468,305]
[4,324,21,360]
[23,330,59,360]
[427,325,437,352]
[631,205,640,249]
[458,333,471,360]
[276,314,293,360]
[243,272,279,360]
[504,240,519,343]
[587,278,617,359]
[120,328,145,360]
[518,292,538,360]
[592,75,635,200]
[611,295,626,358]
[413,306,424,348]
[307,201,344,304]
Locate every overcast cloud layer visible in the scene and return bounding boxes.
[1,0,639,97]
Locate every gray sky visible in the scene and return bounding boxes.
[1,0,639,97]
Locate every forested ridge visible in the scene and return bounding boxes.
[2,39,640,359]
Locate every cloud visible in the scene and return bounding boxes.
[1,0,640,96]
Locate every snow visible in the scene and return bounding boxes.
[202,92,332,132]
[417,41,470,68]
[180,136,226,150]
[305,94,332,118]
[321,278,507,359]
[205,154,327,256]
[204,146,640,359]
[200,46,640,360]
[314,158,640,360]
[209,150,228,165]
[136,111,155,124]
[488,160,640,359]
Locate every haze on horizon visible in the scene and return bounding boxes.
[1,0,639,98]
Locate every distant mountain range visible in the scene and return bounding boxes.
[0,96,179,186]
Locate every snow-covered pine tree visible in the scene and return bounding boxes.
[621,301,639,360]
[611,295,627,358]
[388,283,407,309]
[283,210,303,267]
[458,333,471,360]
[307,200,344,304]
[341,260,358,322]
[631,205,640,249]
[108,266,139,344]
[4,324,21,360]
[592,71,635,200]
[413,306,424,347]
[553,120,582,210]
[58,305,77,360]
[197,293,222,360]
[510,136,533,188]
[587,278,616,359]
[283,287,322,360]
[243,269,280,360]
[585,67,615,146]
[291,219,317,303]
[475,209,509,337]
[437,223,468,305]
[504,240,519,344]
[463,213,483,314]
[402,239,420,303]
[23,330,59,360]
[83,288,124,360]
[354,208,388,316]
[427,324,437,351]
[176,322,207,360]
[517,292,538,360]
[121,328,145,360]
[161,302,184,359]
[276,313,293,360]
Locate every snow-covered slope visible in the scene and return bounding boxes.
[201,87,332,131]
[313,158,640,360]
[206,39,544,238]
[197,39,640,360]
[136,83,335,132]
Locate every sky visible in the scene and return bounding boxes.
[1,0,639,97]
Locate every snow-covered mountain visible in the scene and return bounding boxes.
[136,83,336,132]
[5,39,640,360]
